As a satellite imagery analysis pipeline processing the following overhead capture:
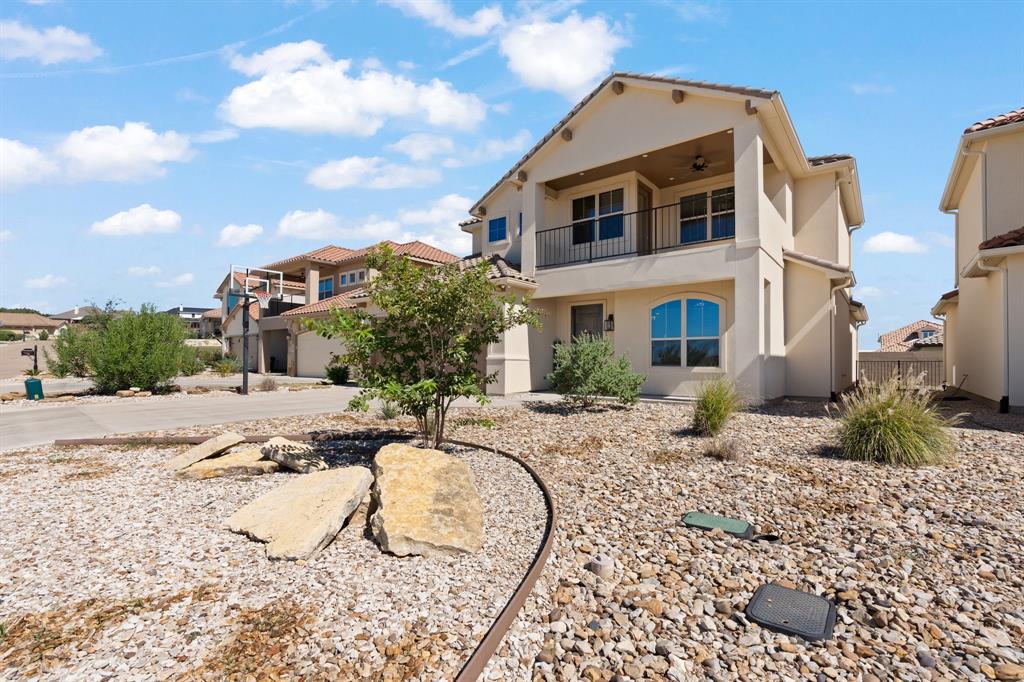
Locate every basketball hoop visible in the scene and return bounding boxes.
[255,291,273,309]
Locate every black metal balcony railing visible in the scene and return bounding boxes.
[536,201,736,269]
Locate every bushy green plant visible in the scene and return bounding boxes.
[325,357,350,385]
[213,356,242,377]
[832,373,958,466]
[376,399,400,420]
[178,348,205,376]
[37,330,49,341]
[547,334,645,408]
[692,377,742,436]
[23,367,41,377]
[86,305,189,393]
[196,347,223,367]
[0,330,17,341]
[44,325,92,378]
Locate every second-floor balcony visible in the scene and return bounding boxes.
[536,189,736,269]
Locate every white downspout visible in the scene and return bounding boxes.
[828,275,854,401]
[976,258,1010,412]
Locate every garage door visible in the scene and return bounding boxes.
[296,331,344,378]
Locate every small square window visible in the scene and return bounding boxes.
[488,216,507,243]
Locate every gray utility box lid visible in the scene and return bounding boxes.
[745,583,837,641]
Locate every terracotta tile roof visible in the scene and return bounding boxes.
[201,308,221,319]
[264,240,457,273]
[808,154,853,166]
[878,320,943,352]
[912,331,944,347]
[459,254,536,284]
[0,312,62,328]
[965,106,1024,134]
[263,245,357,270]
[782,249,851,274]
[471,72,778,212]
[280,288,365,317]
[459,217,483,228]
[979,225,1024,250]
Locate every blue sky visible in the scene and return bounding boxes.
[1,0,1021,346]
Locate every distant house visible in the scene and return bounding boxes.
[0,312,64,338]
[877,320,944,352]
[50,305,102,324]
[931,105,1024,412]
[162,305,209,334]
[198,308,222,339]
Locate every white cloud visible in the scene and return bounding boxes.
[228,39,330,76]
[850,83,896,96]
[442,129,531,168]
[306,156,441,190]
[277,209,343,240]
[192,128,238,144]
[217,223,263,247]
[175,87,209,103]
[382,0,504,37]
[220,41,487,136]
[128,265,161,276]
[667,1,726,22]
[854,285,886,299]
[58,122,194,182]
[91,204,182,236]
[398,60,416,70]
[25,273,67,289]
[398,193,473,255]
[0,20,102,65]
[0,138,58,188]
[863,231,928,254]
[499,12,628,100]
[0,229,12,243]
[155,273,194,288]
[389,132,454,161]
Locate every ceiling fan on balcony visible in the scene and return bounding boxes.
[687,153,726,175]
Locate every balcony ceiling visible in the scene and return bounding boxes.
[545,129,772,192]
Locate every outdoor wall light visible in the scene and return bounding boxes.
[604,314,615,332]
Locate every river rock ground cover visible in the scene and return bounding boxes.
[0,434,545,680]
[2,399,1022,681]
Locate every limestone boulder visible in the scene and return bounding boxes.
[225,467,373,560]
[370,443,484,557]
[176,450,279,480]
[164,431,246,471]
[261,436,327,473]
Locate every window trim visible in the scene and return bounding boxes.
[488,216,509,244]
[672,180,737,246]
[684,298,722,368]
[570,302,605,340]
[318,276,334,301]
[570,186,626,245]
[648,293,726,372]
[650,299,682,367]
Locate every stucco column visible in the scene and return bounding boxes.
[732,117,764,245]
[304,264,319,304]
[731,248,765,402]
[520,181,543,276]
[485,295,533,396]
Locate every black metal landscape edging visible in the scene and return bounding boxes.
[51,433,558,682]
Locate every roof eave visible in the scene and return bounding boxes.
[939,119,1024,211]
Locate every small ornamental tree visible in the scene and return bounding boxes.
[307,246,540,448]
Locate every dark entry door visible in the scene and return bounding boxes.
[571,304,604,340]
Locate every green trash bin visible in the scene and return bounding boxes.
[24,378,44,401]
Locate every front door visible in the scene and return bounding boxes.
[571,304,604,340]
[637,182,653,255]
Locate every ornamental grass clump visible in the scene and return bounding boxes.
[692,377,742,436]
[832,373,959,466]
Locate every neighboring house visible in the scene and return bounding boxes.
[931,106,1024,412]
[0,312,64,338]
[213,240,460,377]
[50,305,101,325]
[877,320,944,352]
[198,308,222,339]
[459,72,867,401]
[162,305,209,334]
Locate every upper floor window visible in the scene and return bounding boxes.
[572,188,624,245]
[920,329,935,338]
[340,274,347,285]
[650,297,721,367]
[318,277,334,301]
[679,187,735,244]
[488,216,507,243]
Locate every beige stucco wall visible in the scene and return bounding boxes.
[295,330,343,378]
[793,173,841,265]
[947,270,1004,401]
[783,262,831,397]
[1009,254,1024,408]
[983,133,1024,240]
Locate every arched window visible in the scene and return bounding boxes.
[650,297,721,367]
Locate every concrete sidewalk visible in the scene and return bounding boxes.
[0,387,560,452]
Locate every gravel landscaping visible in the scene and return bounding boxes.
[0,436,546,680]
[2,398,1022,680]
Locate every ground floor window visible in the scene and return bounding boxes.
[571,303,604,340]
[650,297,721,367]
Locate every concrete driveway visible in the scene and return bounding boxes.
[0,339,53,378]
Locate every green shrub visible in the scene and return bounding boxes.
[37,330,49,341]
[86,305,189,393]
[325,360,350,385]
[832,373,958,466]
[0,330,18,341]
[213,356,242,377]
[178,348,205,376]
[692,377,742,436]
[23,367,41,377]
[44,326,92,378]
[547,335,645,408]
[196,347,223,367]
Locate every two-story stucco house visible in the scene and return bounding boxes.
[461,73,868,402]
[931,107,1024,413]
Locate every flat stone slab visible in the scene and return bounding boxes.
[176,450,279,480]
[165,431,245,471]
[225,467,372,560]
[370,443,484,557]
[260,436,327,473]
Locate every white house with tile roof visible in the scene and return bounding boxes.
[459,72,868,400]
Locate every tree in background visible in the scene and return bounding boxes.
[308,245,539,448]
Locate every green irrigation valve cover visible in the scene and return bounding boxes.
[682,511,754,539]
